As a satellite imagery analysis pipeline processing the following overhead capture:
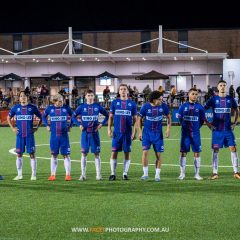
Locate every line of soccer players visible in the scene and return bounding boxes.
[1,80,239,181]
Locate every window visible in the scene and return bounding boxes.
[99,77,112,86]
[73,39,82,50]
[178,31,188,53]
[73,33,82,53]
[141,31,151,53]
[179,40,188,49]
[13,34,23,52]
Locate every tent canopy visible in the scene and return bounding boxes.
[48,72,70,81]
[1,73,23,81]
[96,71,118,78]
[135,70,169,80]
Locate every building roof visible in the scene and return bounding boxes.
[0,52,228,65]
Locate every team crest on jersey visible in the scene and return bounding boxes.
[83,108,87,112]
[17,108,20,112]
[227,100,230,103]
[28,108,32,111]
[195,109,199,112]
[128,103,132,106]
[51,109,54,113]
[63,109,66,112]
[184,107,188,111]
[117,102,120,105]
[216,100,219,104]
[94,108,98,111]
[147,109,151,113]
[159,108,163,112]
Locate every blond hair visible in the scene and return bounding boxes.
[52,94,63,102]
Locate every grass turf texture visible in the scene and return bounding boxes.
[0,126,240,240]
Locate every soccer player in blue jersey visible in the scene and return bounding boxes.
[42,94,73,181]
[178,88,206,180]
[108,84,137,181]
[138,91,171,181]
[72,89,109,181]
[205,80,240,180]
[7,91,42,181]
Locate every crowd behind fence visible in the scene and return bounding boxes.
[0,82,239,110]
[0,91,238,110]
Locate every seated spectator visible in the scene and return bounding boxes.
[158,85,164,94]
[170,85,177,105]
[3,87,14,107]
[0,88,3,106]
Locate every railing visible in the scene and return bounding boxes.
[0,92,218,110]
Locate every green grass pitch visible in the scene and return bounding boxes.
[0,126,240,240]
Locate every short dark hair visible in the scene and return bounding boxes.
[218,80,227,85]
[118,84,128,93]
[85,89,94,95]
[149,90,162,103]
[19,90,28,98]
[188,88,198,93]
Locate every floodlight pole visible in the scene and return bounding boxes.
[158,25,163,54]
[68,27,73,107]
[68,27,73,55]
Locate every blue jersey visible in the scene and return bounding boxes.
[42,105,73,136]
[9,104,42,137]
[204,95,237,131]
[178,102,205,134]
[139,102,169,132]
[72,103,109,132]
[110,99,137,134]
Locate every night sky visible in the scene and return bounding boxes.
[0,0,239,33]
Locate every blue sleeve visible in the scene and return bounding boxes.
[163,104,169,115]
[199,105,206,126]
[232,97,238,109]
[139,105,146,117]
[178,105,184,124]
[99,105,109,125]
[204,97,213,109]
[71,106,81,127]
[42,107,50,127]
[67,106,74,127]
[8,106,16,118]
[34,106,42,119]
[110,101,115,114]
[67,106,73,116]
[132,102,137,116]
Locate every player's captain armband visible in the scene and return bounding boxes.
[214,108,231,113]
